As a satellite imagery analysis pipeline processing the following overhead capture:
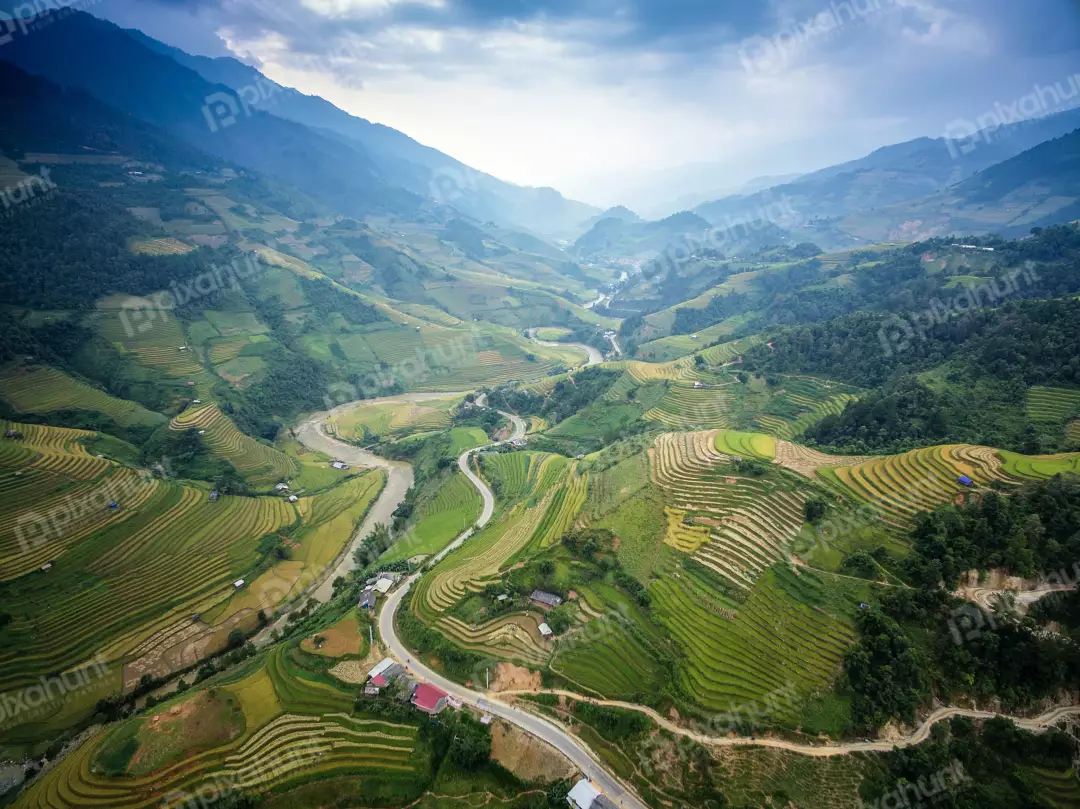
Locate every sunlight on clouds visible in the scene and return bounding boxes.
[301,0,446,19]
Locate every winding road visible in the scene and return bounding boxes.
[496,690,1080,758]
[291,391,647,806]
[527,330,604,367]
[287,371,1079,807]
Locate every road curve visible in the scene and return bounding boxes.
[294,397,646,808]
[496,689,1080,758]
[527,329,603,367]
[380,582,647,809]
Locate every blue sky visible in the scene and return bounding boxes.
[96,0,1080,209]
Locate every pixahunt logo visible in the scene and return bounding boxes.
[0,167,57,218]
[0,655,109,727]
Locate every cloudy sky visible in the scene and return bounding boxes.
[96,0,1080,210]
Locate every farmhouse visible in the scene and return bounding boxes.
[367,658,403,687]
[411,683,449,715]
[358,592,377,610]
[530,590,563,609]
[331,461,350,470]
[234,579,245,588]
[288,495,299,503]
[275,483,290,491]
[373,578,394,595]
[538,622,553,638]
[567,779,617,809]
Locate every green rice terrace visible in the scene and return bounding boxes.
[0,420,387,747]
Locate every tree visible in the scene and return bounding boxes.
[448,714,492,771]
[804,497,828,524]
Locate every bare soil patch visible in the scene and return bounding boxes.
[490,720,576,782]
[490,662,542,693]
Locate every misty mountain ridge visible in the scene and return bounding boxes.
[125,28,598,240]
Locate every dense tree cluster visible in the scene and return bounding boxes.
[862,716,1077,809]
[845,477,1080,726]
[487,367,621,425]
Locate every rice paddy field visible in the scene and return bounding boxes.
[328,396,462,442]
[649,562,856,721]
[409,453,585,665]
[12,650,426,809]
[649,430,808,589]
[0,364,166,428]
[818,444,1022,529]
[0,422,387,747]
[170,403,299,488]
[127,237,194,256]
[380,472,483,563]
[1026,385,1080,423]
[636,324,759,363]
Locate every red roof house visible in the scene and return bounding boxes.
[411,683,449,715]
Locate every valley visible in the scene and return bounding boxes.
[2,6,1080,809]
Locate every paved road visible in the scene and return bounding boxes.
[428,408,526,565]
[380,581,647,809]
[527,329,603,367]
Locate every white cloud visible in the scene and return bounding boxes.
[301,0,446,19]
[99,0,1080,207]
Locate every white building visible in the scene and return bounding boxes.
[567,780,603,809]
[538,623,553,638]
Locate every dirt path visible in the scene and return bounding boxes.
[496,689,1080,758]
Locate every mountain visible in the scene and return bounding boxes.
[0,11,425,221]
[125,29,599,239]
[840,129,1080,242]
[572,209,715,260]
[576,205,642,233]
[693,108,1080,238]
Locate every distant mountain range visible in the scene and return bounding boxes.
[0,10,597,239]
[841,128,1080,241]
[692,108,1080,245]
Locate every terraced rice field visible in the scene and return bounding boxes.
[1026,386,1080,422]
[0,460,159,580]
[650,431,807,589]
[208,337,254,365]
[772,440,870,478]
[381,472,483,563]
[645,383,735,428]
[998,449,1080,480]
[330,397,460,441]
[170,404,299,487]
[13,654,422,809]
[0,364,165,427]
[92,306,206,380]
[753,378,861,439]
[818,445,1015,529]
[649,565,855,717]
[552,620,664,698]
[714,430,776,460]
[1068,420,1080,444]
[0,474,294,698]
[636,327,759,364]
[0,421,113,481]
[412,454,584,656]
[435,612,552,668]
